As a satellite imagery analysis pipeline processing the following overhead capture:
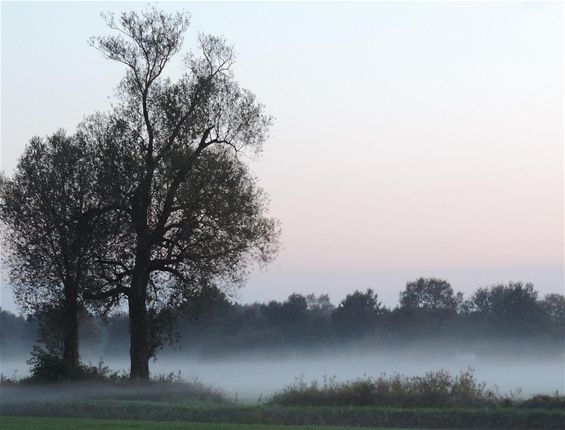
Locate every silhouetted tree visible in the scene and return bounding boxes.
[306,294,334,314]
[281,294,309,341]
[541,293,565,324]
[541,293,565,340]
[263,295,308,341]
[283,294,309,318]
[332,289,384,338]
[86,8,278,379]
[0,171,7,191]
[0,131,111,371]
[399,278,462,312]
[466,282,545,336]
[1,283,564,357]
[0,308,35,356]
[392,278,463,337]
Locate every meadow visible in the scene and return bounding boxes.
[1,374,564,430]
[2,401,564,429]
[1,417,419,430]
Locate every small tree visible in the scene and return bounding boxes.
[86,7,279,379]
[0,131,110,371]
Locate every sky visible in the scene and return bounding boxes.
[1,1,563,312]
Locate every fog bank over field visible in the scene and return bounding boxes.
[116,350,565,399]
[3,344,563,400]
[2,281,563,397]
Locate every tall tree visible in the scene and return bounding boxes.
[87,8,278,380]
[0,131,108,371]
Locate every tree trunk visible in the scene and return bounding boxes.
[128,289,150,380]
[128,238,151,381]
[62,283,80,371]
[128,169,154,381]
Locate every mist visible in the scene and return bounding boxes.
[3,341,563,402]
[135,348,565,399]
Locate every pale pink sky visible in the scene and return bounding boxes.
[1,2,563,310]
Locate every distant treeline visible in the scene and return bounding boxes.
[1,278,564,359]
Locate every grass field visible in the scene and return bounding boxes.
[2,381,564,430]
[0,416,413,430]
[2,400,564,429]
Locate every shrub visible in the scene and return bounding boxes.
[521,394,565,409]
[10,353,228,404]
[269,369,499,408]
[22,347,120,383]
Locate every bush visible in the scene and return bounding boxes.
[23,347,121,383]
[102,373,228,403]
[521,394,565,409]
[269,369,498,408]
[7,352,228,404]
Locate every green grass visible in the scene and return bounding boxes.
[2,401,565,429]
[0,416,413,430]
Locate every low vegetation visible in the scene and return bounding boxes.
[520,394,565,409]
[21,347,119,384]
[270,370,500,408]
[269,370,565,410]
[1,358,228,406]
[1,370,564,429]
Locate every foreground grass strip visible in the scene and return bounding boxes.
[0,416,411,430]
[1,402,564,429]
